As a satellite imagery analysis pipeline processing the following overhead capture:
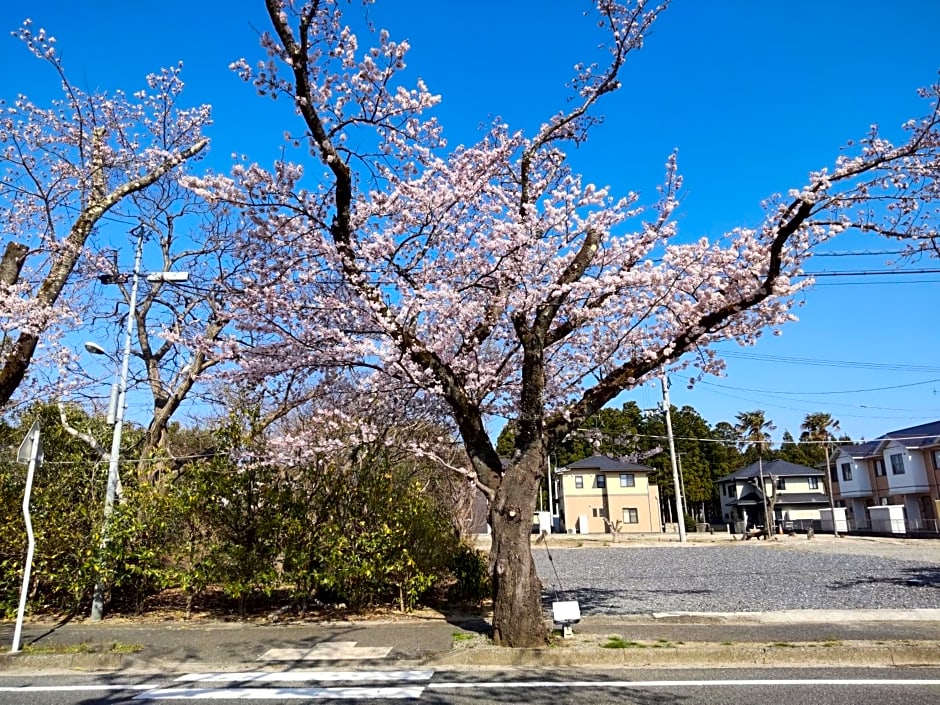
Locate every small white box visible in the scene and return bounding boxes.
[552,600,581,624]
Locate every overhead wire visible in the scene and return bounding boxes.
[694,377,940,397]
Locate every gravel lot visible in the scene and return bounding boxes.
[531,537,940,615]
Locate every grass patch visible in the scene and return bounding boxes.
[822,640,842,648]
[720,641,734,646]
[769,642,797,648]
[602,636,646,649]
[2,641,143,655]
[452,632,475,643]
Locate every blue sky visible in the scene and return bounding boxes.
[3,1,939,443]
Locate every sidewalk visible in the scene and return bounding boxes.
[3,609,940,673]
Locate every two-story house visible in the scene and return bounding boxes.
[717,459,829,529]
[830,420,940,531]
[556,455,662,534]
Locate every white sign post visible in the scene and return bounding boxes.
[11,420,42,654]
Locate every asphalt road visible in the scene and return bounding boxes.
[2,668,939,704]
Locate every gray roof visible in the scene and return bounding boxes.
[839,419,940,459]
[883,420,940,447]
[560,454,654,473]
[717,459,822,483]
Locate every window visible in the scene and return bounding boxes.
[776,478,787,490]
[619,473,635,488]
[592,507,608,518]
[596,474,606,488]
[841,463,852,482]
[874,459,886,477]
[623,508,639,524]
[830,466,838,482]
[933,450,940,470]
[721,484,726,496]
[574,475,583,489]
[890,453,905,475]
[808,477,819,490]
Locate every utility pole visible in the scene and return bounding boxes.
[823,441,840,538]
[758,455,773,538]
[677,453,689,517]
[546,458,554,532]
[661,374,687,542]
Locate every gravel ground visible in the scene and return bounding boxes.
[532,539,940,615]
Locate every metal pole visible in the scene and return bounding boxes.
[759,455,772,538]
[12,421,41,653]
[90,225,145,621]
[661,374,686,542]
[824,441,840,538]
[677,453,689,517]
[546,458,554,532]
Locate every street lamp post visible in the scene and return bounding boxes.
[87,225,188,621]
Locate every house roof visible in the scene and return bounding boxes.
[883,420,940,447]
[837,419,940,459]
[717,459,822,483]
[559,454,654,473]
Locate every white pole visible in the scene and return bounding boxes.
[677,453,689,517]
[546,458,554,532]
[661,373,686,542]
[824,442,840,538]
[12,421,41,653]
[759,455,772,538]
[90,225,145,621]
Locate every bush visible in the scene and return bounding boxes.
[447,542,490,604]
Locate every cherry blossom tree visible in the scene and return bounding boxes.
[0,21,210,408]
[191,0,940,646]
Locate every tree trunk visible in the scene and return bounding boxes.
[0,242,28,286]
[489,454,548,647]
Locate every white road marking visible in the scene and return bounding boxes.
[260,642,392,661]
[4,676,939,699]
[175,670,435,683]
[134,685,424,699]
[0,685,157,692]
[426,678,940,689]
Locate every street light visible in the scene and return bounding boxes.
[86,224,189,622]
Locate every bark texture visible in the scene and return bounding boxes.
[489,450,548,647]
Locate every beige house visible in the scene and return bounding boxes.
[556,455,662,534]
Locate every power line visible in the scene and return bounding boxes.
[714,350,940,374]
[690,384,940,421]
[694,377,940,397]
[802,268,940,277]
[812,278,940,286]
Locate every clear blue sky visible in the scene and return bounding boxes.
[3,1,938,443]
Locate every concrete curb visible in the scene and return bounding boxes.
[3,641,940,673]
[428,641,940,669]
